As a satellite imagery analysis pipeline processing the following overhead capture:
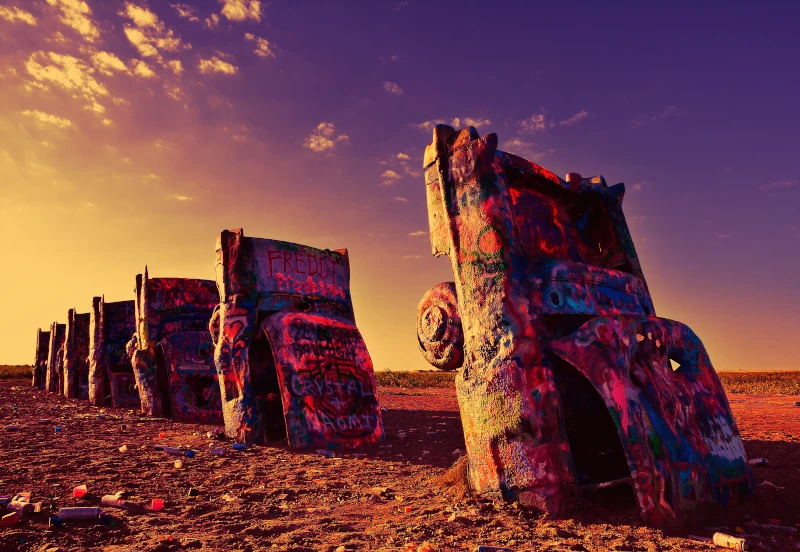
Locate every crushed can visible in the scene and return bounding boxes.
[713,532,749,551]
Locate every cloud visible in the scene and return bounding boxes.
[173,194,193,201]
[559,109,589,126]
[391,196,408,202]
[166,59,182,75]
[244,33,275,59]
[396,152,410,161]
[631,105,678,127]
[760,179,799,190]
[198,56,238,75]
[170,3,199,22]
[46,0,100,42]
[91,51,128,76]
[120,2,188,61]
[303,122,349,153]
[378,55,404,63]
[383,81,403,95]
[408,230,427,237]
[381,169,401,184]
[378,151,420,184]
[502,138,554,161]
[414,117,491,132]
[204,13,220,29]
[716,234,731,239]
[0,6,37,25]
[132,59,155,78]
[402,255,423,259]
[21,110,73,129]
[219,0,261,22]
[25,51,108,105]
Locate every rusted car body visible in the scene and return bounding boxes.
[32,328,50,389]
[416,125,752,526]
[63,309,91,399]
[45,322,65,394]
[88,296,138,408]
[130,268,222,423]
[212,229,384,448]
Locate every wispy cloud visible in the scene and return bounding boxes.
[119,2,188,64]
[414,117,491,132]
[24,52,110,109]
[520,109,590,133]
[760,179,799,190]
[631,106,678,127]
[502,137,554,161]
[21,109,73,129]
[303,122,349,154]
[173,194,193,201]
[631,181,648,191]
[381,169,401,184]
[91,52,128,76]
[716,234,731,239]
[378,151,420,184]
[46,0,100,42]
[170,3,199,22]
[396,152,410,161]
[198,55,238,75]
[244,33,275,59]
[219,0,261,22]
[408,230,427,237]
[204,13,220,29]
[0,6,37,25]
[383,81,403,95]
[402,254,422,259]
[391,196,408,202]
[132,59,155,78]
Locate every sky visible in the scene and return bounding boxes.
[1,0,798,371]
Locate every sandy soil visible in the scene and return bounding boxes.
[0,382,798,552]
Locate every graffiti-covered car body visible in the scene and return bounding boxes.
[32,328,50,389]
[45,322,66,394]
[212,229,383,448]
[416,125,752,526]
[130,269,222,423]
[63,309,91,399]
[88,296,138,408]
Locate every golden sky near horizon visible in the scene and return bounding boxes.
[1,0,798,372]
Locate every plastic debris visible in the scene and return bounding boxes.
[232,443,247,451]
[159,432,166,439]
[54,426,62,433]
[174,460,183,469]
[57,507,102,520]
[5,424,21,431]
[48,516,64,527]
[0,496,11,509]
[748,458,768,466]
[119,445,128,453]
[37,419,50,424]
[207,428,224,439]
[72,485,87,498]
[476,547,513,552]
[397,431,407,442]
[151,498,164,511]
[184,450,195,458]
[712,532,749,550]
[7,492,34,515]
[1,512,20,526]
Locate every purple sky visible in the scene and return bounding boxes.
[1,0,798,370]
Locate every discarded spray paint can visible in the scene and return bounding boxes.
[232,443,247,451]
[54,426,62,433]
[6,501,34,515]
[57,507,103,520]
[5,424,21,431]
[713,532,749,551]
[209,448,225,456]
[48,515,64,527]
[184,450,195,458]
[37,419,50,424]
[163,446,182,455]
[73,485,88,498]
[101,495,126,508]
[748,458,768,466]
[0,496,11,510]
[1,512,19,526]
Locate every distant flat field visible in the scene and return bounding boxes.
[5,364,799,394]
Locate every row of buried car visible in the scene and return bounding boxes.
[31,125,754,527]
[32,230,385,450]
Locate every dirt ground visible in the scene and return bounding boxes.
[0,382,798,552]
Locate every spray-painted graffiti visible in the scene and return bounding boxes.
[45,322,66,395]
[263,313,382,448]
[88,297,138,408]
[212,229,383,447]
[416,124,752,526]
[63,310,90,399]
[130,268,222,421]
[32,329,50,389]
